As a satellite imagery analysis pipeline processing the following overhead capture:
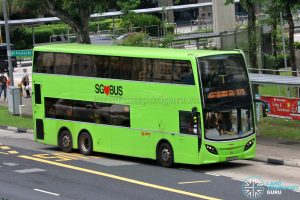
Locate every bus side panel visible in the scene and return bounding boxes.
[131,106,179,159]
[131,106,200,164]
[174,135,199,164]
[73,123,112,153]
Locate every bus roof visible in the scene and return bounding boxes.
[33,43,240,59]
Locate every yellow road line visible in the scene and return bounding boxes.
[0,146,10,150]
[53,152,89,159]
[8,151,19,154]
[19,155,221,200]
[32,154,73,162]
[178,180,211,185]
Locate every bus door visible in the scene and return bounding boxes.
[178,109,200,161]
[33,82,45,140]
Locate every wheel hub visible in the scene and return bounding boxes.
[62,135,70,147]
[161,148,170,161]
[81,137,89,152]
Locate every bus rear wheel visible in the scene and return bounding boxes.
[59,129,73,153]
[157,142,174,168]
[78,132,93,155]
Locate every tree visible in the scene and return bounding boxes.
[226,0,259,69]
[262,0,300,75]
[281,0,299,76]
[47,0,108,43]
[262,0,281,58]
[18,0,139,44]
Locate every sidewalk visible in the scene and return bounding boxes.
[0,93,32,117]
[0,97,299,167]
[255,135,300,167]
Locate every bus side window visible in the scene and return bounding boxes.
[173,61,194,85]
[118,57,132,80]
[179,111,198,135]
[54,53,72,75]
[93,56,110,78]
[34,52,54,73]
[73,54,92,76]
[152,59,172,83]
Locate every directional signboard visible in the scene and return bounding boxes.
[11,50,32,57]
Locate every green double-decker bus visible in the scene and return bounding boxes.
[32,44,256,167]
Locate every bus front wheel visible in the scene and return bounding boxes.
[157,142,174,168]
[78,131,93,155]
[59,129,73,153]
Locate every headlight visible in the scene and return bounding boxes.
[244,139,255,151]
[206,144,218,155]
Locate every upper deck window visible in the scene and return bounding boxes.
[33,52,195,85]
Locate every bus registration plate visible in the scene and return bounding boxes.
[226,156,238,161]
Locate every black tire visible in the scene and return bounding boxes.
[78,132,93,155]
[59,129,73,153]
[157,142,174,168]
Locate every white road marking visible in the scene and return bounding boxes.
[3,162,19,166]
[179,168,193,171]
[33,189,60,196]
[178,180,211,184]
[231,178,243,182]
[14,168,46,173]
[205,173,220,177]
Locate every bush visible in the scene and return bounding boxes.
[263,54,290,72]
[121,14,162,37]
[11,25,69,49]
[119,32,152,47]
[159,34,174,48]
[295,41,300,50]
[10,27,31,49]
[89,19,122,33]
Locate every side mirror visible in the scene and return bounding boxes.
[253,99,268,117]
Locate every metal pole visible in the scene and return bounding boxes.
[67,26,70,42]
[0,25,2,43]
[32,27,35,46]
[2,0,14,86]
[112,17,115,39]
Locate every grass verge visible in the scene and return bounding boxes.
[0,106,33,129]
[258,117,300,141]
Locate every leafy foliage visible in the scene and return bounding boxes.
[295,41,300,50]
[119,32,153,47]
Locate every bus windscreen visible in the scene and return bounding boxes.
[198,54,251,109]
[198,54,254,140]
